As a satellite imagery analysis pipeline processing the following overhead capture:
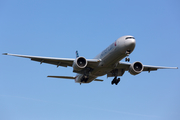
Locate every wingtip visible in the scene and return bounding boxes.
[173,67,178,69]
[2,53,8,55]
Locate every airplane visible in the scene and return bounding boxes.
[3,35,178,85]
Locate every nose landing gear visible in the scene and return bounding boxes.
[125,58,130,62]
[125,50,130,62]
[111,77,120,85]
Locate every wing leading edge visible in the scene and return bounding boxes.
[3,53,100,68]
[118,62,178,71]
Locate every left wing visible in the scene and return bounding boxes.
[3,53,100,68]
[117,62,178,72]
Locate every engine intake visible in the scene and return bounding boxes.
[129,61,144,75]
[73,57,87,72]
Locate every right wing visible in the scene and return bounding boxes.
[107,61,178,77]
[118,62,178,71]
[3,53,100,68]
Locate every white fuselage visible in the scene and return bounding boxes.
[75,35,136,83]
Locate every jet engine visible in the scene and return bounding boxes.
[73,57,87,72]
[129,61,144,75]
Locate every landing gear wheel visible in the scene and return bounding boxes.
[111,80,114,85]
[111,77,120,85]
[125,58,130,62]
[125,50,130,62]
[115,78,120,85]
[111,77,116,85]
[117,78,120,83]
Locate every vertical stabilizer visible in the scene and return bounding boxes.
[76,51,79,58]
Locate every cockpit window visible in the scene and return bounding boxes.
[125,37,135,40]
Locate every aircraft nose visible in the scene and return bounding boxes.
[125,38,136,50]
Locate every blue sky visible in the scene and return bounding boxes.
[0,0,180,120]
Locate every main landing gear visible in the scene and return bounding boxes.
[81,75,88,83]
[111,77,120,85]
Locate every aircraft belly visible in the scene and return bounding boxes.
[91,48,127,76]
[86,76,97,83]
[91,67,112,76]
[74,73,97,84]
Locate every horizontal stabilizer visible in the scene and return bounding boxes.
[47,76,75,79]
[94,79,103,82]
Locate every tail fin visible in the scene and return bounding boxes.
[76,51,79,58]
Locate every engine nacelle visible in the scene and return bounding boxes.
[73,57,87,72]
[129,61,144,75]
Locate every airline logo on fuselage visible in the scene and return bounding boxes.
[114,41,116,46]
